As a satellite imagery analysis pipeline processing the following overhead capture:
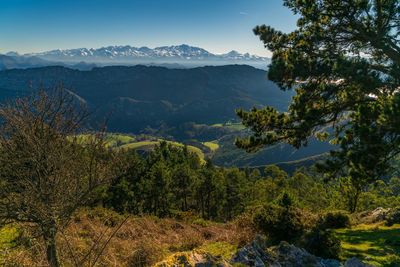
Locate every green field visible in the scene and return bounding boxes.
[118,138,206,164]
[336,223,400,266]
[76,133,135,148]
[202,141,220,152]
[103,133,136,147]
[211,122,246,131]
[119,140,159,150]
[75,133,206,163]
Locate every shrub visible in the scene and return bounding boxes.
[169,210,197,221]
[386,207,400,226]
[303,228,341,259]
[84,207,125,227]
[192,218,211,227]
[382,254,400,267]
[168,232,203,252]
[320,211,351,229]
[128,241,164,267]
[277,192,295,208]
[252,204,305,244]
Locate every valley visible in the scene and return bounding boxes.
[0,64,331,169]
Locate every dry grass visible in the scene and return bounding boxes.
[1,208,255,267]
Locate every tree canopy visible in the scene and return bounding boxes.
[236,0,400,188]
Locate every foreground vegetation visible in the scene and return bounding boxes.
[0,89,399,266]
[0,208,252,266]
[2,207,400,266]
[336,223,400,266]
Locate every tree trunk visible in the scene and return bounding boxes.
[43,229,60,267]
[349,188,361,213]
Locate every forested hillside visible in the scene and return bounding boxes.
[0,65,292,132]
[0,64,333,168]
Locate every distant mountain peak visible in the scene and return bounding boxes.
[5,51,20,57]
[226,50,240,55]
[20,44,268,64]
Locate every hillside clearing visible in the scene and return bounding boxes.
[119,139,206,163]
[77,133,207,163]
[336,223,400,266]
[203,141,220,152]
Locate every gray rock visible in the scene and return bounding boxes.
[232,236,341,267]
[344,257,374,267]
[321,259,342,267]
[358,207,391,223]
[369,207,391,222]
[232,237,373,267]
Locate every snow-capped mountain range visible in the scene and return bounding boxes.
[9,44,267,63]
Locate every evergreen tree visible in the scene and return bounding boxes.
[236,0,400,211]
[171,164,195,211]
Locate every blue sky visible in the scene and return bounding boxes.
[0,0,298,56]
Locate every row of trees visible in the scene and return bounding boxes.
[104,141,400,221]
[104,142,248,220]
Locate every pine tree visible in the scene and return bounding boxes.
[237,0,400,211]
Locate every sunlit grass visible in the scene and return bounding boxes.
[211,122,245,131]
[336,223,400,266]
[199,241,237,259]
[119,141,159,150]
[76,133,206,163]
[103,133,135,147]
[0,225,20,263]
[76,133,135,147]
[120,140,206,164]
[203,141,219,152]
[0,226,18,250]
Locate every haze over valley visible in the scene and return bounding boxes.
[0,44,270,70]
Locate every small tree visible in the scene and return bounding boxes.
[0,89,116,267]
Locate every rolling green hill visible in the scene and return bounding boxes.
[77,132,330,171]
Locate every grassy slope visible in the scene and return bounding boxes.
[0,226,20,264]
[2,206,400,266]
[77,133,208,164]
[0,226,18,249]
[0,208,252,266]
[202,141,220,152]
[119,139,206,163]
[211,122,245,131]
[119,140,159,150]
[104,133,136,147]
[336,223,400,266]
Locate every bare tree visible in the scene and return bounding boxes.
[0,88,117,267]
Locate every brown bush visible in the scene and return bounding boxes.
[2,207,255,266]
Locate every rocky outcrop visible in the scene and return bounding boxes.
[357,207,391,224]
[344,257,374,267]
[231,236,373,267]
[154,237,374,267]
[154,251,230,267]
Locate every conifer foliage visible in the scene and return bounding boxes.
[236,0,400,202]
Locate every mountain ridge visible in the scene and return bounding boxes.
[0,64,288,132]
[6,44,269,65]
[0,64,332,168]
